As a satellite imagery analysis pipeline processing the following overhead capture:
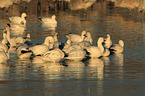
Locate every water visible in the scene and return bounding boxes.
[0,1,145,96]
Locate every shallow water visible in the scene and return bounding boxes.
[0,1,145,96]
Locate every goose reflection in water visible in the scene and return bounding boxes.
[110,53,124,79]
[0,63,9,80]
[63,60,85,79]
[32,61,64,80]
[86,58,104,79]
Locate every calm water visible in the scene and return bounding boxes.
[0,1,145,96]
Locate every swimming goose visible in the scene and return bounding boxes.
[104,34,112,48]
[109,40,124,53]
[85,37,104,58]
[39,15,57,27]
[0,48,9,63]
[9,13,28,25]
[30,36,54,56]
[66,31,86,43]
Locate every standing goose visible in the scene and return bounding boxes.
[66,31,86,43]
[30,36,54,56]
[9,13,28,25]
[85,37,104,58]
[109,40,124,53]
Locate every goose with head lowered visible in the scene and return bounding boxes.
[30,36,54,56]
[9,13,28,25]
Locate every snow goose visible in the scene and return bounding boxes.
[109,40,124,53]
[5,26,17,47]
[0,48,9,63]
[85,37,104,58]
[104,34,112,48]
[30,36,54,56]
[65,48,86,61]
[39,15,57,27]
[0,30,9,53]
[84,32,93,44]
[9,13,28,25]
[52,32,60,49]
[66,31,86,43]
[16,46,32,59]
[102,48,110,57]
[40,48,64,62]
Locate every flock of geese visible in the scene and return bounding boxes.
[0,13,124,63]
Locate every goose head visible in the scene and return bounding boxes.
[44,36,54,46]
[119,40,124,48]
[51,15,56,20]
[21,13,28,18]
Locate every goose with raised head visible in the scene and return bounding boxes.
[104,34,112,48]
[30,36,54,56]
[9,13,28,25]
[66,31,86,43]
[5,26,17,47]
[109,40,124,53]
[85,37,104,58]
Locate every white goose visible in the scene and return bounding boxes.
[0,48,9,63]
[5,26,17,47]
[66,31,86,43]
[30,36,54,56]
[9,13,28,25]
[85,37,104,58]
[109,40,124,53]
[65,48,86,61]
[16,46,32,59]
[40,48,64,62]
[104,34,112,48]
[39,15,57,27]
[84,32,93,44]
[0,30,9,53]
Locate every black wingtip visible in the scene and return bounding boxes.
[7,23,11,27]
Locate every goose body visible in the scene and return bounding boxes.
[41,48,64,62]
[30,36,54,56]
[39,15,57,27]
[65,49,86,61]
[66,31,86,43]
[16,46,32,59]
[85,37,104,58]
[104,34,112,48]
[0,48,9,63]
[110,40,124,53]
[9,13,28,25]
